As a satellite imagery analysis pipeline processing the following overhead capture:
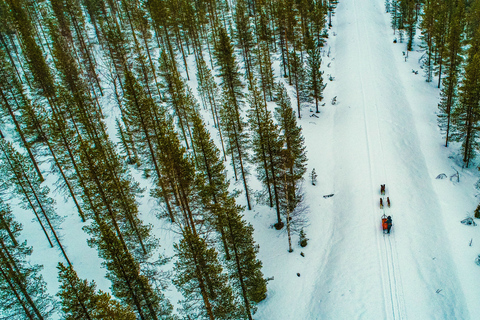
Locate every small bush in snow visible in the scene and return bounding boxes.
[299,228,308,247]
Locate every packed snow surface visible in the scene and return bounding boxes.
[254,0,480,319]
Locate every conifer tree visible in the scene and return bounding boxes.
[0,47,43,182]
[274,83,308,242]
[190,112,268,319]
[121,68,175,222]
[235,0,255,77]
[311,0,327,45]
[432,1,449,88]
[221,197,267,318]
[257,41,276,102]
[5,0,87,221]
[451,29,480,168]
[305,34,325,113]
[420,0,435,82]
[247,80,283,225]
[327,0,339,28]
[399,0,417,51]
[215,27,245,131]
[0,139,72,265]
[220,95,252,210]
[87,219,173,320]
[57,263,136,320]
[0,197,57,319]
[159,51,196,150]
[173,229,240,320]
[190,113,231,257]
[196,55,227,161]
[437,0,465,147]
[290,51,308,118]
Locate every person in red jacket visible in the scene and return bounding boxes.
[386,216,392,234]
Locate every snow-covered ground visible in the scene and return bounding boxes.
[11,0,480,319]
[254,0,480,319]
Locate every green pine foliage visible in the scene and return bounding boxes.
[437,0,465,147]
[305,34,325,113]
[0,139,67,255]
[451,32,480,167]
[432,1,449,88]
[274,82,308,216]
[398,0,417,51]
[234,0,255,77]
[215,27,246,131]
[419,0,435,82]
[0,45,44,182]
[190,110,268,318]
[88,219,173,320]
[246,80,283,225]
[289,51,308,118]
[219,94,252,210]
[173,229,241,320]
[57,263,136,320]
[299,228,308,247]
[0,197,57,319]
[0,0,347,316]
[159,51,196,150]
[222,198,267,311]
[190,113,232,254]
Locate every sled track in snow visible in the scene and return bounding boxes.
[353,0,406,319]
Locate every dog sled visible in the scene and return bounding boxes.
[380,184,392,234]
[382,214,392,234]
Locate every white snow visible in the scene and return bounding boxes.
[254,0,480,319]
[8,0,480,319]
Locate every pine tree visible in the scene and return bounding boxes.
[0,46,43,182]
[247,80,283,225]
[275,83,308,249]
[327,0,339,28]
[159,51,196,151]
[88,219,173,320]
[221,197,267,318]
[310,168,317,186]
[257,40,276,102]
[190,113,231,258]
[235,0,255,78]
[215,27,245,131]
[299,228,308,247]
[57,263,136,320]
[121,68,175,222]
[0,197,57,319]
[399,0,417,51]
[451,30,480,168]
[220,94,252,210]
[432,1,449,88]
[305,34,325,113]
[437,0,465,147]
[0,139,71,265]
[173,229,240,320]
[420,0,435,82]
[289,50,308,118]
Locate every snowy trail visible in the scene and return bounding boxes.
[254,0,473,318]
[302,0,469,319]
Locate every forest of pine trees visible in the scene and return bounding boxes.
[3,0,480,317]
[0,0,334,318]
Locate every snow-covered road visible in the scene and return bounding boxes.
[256,0,473,319]
[310,0,468,318]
